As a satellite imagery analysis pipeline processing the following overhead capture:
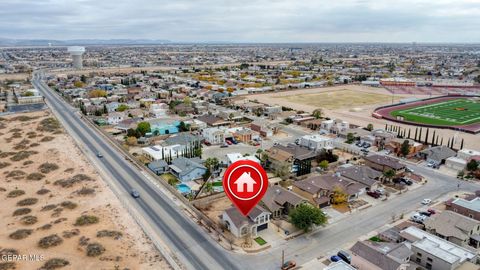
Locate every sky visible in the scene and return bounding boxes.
[1,0,480,43]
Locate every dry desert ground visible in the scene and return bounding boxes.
[0,110,170,270]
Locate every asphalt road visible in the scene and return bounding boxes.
[33,73,480,270]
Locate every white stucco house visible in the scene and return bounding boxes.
[221,206,271,238]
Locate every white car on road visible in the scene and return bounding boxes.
[422,198,432,205]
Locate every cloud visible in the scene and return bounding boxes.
[0,0,479,42]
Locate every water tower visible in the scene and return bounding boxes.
[67,46,85,69]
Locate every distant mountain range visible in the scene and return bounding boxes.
[0,38,171,46]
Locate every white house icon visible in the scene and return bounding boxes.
[234,172,257,192]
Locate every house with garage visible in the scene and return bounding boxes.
[147,160,169,175]
[418,146,456,167]
[169,157,207,182]
[364,154,405,173]
[202,127,227,145]
[107,112,125,125]
[221,205,271,238]
[336,164,382,192]
[265,143,317,177]
[261,186,307,218]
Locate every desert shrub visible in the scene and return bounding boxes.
[0,262,16,270]
[64,168,74,173]
[62,229,79,238]
[6,170,26,179]
[10,132,22,138]
[36,188,50,195]
[26,172,45,181]
[9,128,22,133]
[0,248,18,256]
[86,243,105,257]
[74,215,99,226]
[10,115,36,122]
[0,187,6,192]
[9,229,33,240]
[37,118,61,133]
[96,230,123,239]
[38,234,63,248]
[53,218,67,224]
[30,143,40,147]
[60,201,77,209]
[39,258,70,270]
[0,162,10,169]
[13,208,32,216]
[39,162,59,174]
[7,190,25,198]
[51,208,63,218]
[40,136,55,142]
[37,224,52,231]
[0,152,15,158]
[13,139,31,150]
[10,150,38,161]
[41,204,57,211]
[54,174,93,188]
[23,160,34,165]
[17,197,38,206]
[75,187,95,196]
[26,131,37,138]
[20,215,38,225]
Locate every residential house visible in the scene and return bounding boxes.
[324,260,356,270]
[150,120,180,135]
[384,138,424,157]
[337,165,381,191]
[142,144,184,161]
[165,133,201,148]
[169,157,207,182]
[400,226,477,270]
[418,146,457,166]
[298,134,334,151]
[173,103,194,115]
[150,103,168,118]
[292,174,364,208]
[457,149,480,161]
[202,127,226,145]
[320,119,349,134]
[261,186,307,218]
[446,197,480,221]
[107,112,125,125]
[424,210,480,248]
[218,109,243,122]
[233,128,253,143]
[265,144,317,177]
[364,154,405,173]
[197,114,230,127]
[221,205,271,238]
[226,153,260,166]
[350,241,411,270]
[250,121,277,137]
[147,160,169,175]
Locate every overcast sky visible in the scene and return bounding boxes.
[1,0,479,42]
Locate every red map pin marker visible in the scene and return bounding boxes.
[223,160,268,216]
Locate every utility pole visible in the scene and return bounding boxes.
[281,250,285,269]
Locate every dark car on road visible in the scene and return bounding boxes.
[96,152,103,158]
[337,250,351,264]
[367,190,381,199]
[131,189,140,198]
[281,260,296,270]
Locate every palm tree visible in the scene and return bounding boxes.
[205,182,214,195]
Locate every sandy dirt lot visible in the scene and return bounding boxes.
[0,110,169,270]
[247,85,480,150]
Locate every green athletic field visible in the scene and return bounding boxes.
[390,98,480,126]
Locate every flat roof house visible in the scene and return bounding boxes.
[446,197,480,221]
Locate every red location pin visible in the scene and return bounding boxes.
[223,160,268,216]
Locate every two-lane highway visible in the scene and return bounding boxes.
[33,75,241,270]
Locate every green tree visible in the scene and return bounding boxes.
[400,140,410,157]
[117,104,129,112]
[383,169,396,183]
[205,157,219,171]
[275,163,290,180]
[366,123,374,131]
[467,160,479,172]
[136,122,151,136]
[312,109,323,119]
[346,133,355,144]
[331,186,348,205]
[319,160,329,171]
[179,121,191,132]
[289,204,327,232]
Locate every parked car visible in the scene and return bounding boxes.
[96,152,103,158]
[225,140,232,145]
[411,213,426,224]
[422,198,432,205]
[427,209,436,215]
[203,141,211,146]
[405,167,414,173]
[367,191,381,199]
[401,178,413,185]
[220,144,229,148]
[337,250,351,264]
[363,143,371,148]
[281,260,296,270]
[419,211,432,217]
[375,188,385,195]
[130,189,140,198]
[330,255,342,262]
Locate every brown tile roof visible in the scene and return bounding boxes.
[364,154,405,170]
[262,186,307,212]
[337,165,381,187]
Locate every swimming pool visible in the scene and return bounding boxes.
[176,183,191,194]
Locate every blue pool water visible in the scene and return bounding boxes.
[176,183,191,194]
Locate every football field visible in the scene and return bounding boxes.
[390,98,480,126]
